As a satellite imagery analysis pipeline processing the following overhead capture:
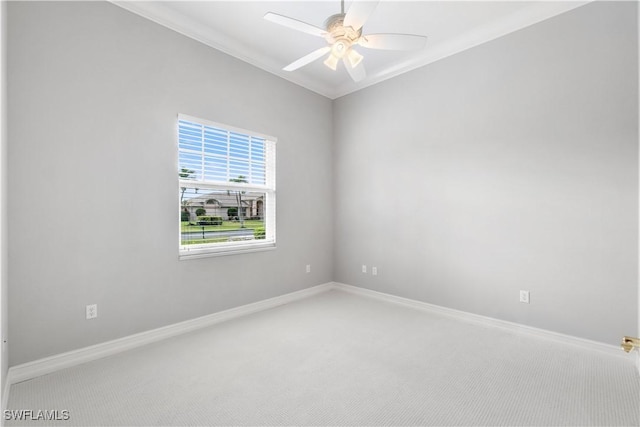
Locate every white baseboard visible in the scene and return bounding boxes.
[5,280,636,396]
[332,282,630,360]
[6,283,334,386]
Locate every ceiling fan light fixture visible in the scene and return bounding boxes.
[332,40,349,58]
[324,54,339,71]
[346,48,363,68]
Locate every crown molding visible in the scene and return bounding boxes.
[110,1,331,98]
[110,1,592,100]
[330,1,592,98]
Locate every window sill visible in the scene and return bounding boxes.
[179,242,276,260]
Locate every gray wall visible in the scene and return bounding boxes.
[7,1,333,365]
[333,1,638,345]
[6,0,639,368]
[1,0,8,404]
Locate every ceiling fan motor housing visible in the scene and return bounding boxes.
[324,13,362,57]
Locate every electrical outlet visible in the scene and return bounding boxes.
[306,264,311,273]
[519,291,530,304]
[372,267,378,276]
[362,265,367,273]
[86,304,98,320]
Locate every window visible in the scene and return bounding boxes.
[178,114,276,259]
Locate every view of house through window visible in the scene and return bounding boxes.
[178,115,276,258]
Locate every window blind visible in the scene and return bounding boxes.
[177,114,276,259]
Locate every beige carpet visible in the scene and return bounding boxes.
[6,289,640,426]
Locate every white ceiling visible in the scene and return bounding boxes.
[113,1,590,99]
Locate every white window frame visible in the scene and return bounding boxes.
[178,114,276,260]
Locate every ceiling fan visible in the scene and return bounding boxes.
[264,0,428,82]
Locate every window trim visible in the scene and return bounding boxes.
[177,114,276,260]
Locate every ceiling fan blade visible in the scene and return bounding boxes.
[343,0,379,31]
[358,34,428,51]
[343,56,366,82]
[283,46,332,71]
[264,12,326,38]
